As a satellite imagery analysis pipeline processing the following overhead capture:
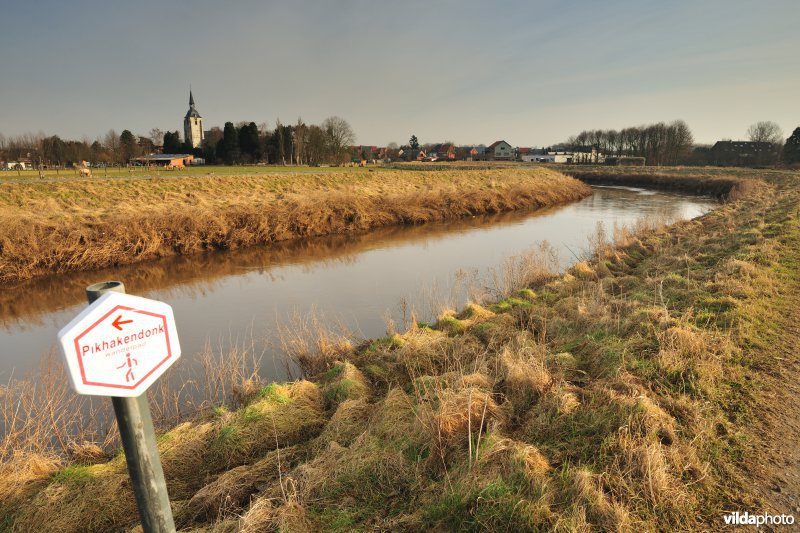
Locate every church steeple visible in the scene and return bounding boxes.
[183,89,204,149]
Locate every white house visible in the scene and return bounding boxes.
[487,140,513,160]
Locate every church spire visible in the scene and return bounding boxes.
[189,88,195,107]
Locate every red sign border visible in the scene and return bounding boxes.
[72,304,173,391]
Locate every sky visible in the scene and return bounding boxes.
[1,0,798,147]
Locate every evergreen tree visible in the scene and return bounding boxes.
[119,130,138,163]
[782,127,800,165]
[221,122,240,165]
[238,122,261,162]
[409,135,419,150]
[163,131,183,153]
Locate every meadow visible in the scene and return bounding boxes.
[0,167,590,283]
[2,167,799,530]
[0,164,360,182]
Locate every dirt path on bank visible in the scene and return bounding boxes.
[741,192,800,524]
[748,286,800,518]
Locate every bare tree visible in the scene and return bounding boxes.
[322,116,355,165]
[149,128,164,147]
[294,118,307,165]
[306,125,327,164]
[275,119,286,165]
[103,130,120,164]
[747,121,783,145]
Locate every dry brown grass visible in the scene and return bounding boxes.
[0,340,267,463]
[3,168,796,531]
[239,497,314,533]
[187,445,299,521]
[0,167,589,283]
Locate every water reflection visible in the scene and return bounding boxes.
[0,187,715,381]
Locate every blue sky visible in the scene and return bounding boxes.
[1,0,797,146]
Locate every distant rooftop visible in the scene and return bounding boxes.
[134,154,193,161]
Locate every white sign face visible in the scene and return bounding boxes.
[57,292,181,397]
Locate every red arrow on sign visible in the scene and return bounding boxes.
[112,315,133,331]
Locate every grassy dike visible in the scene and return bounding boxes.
[0,168,588,283]
[2,168,799,531]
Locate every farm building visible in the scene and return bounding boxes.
[131,154,194,168]
[522,154,555,163]
[519,147,551,163]
[710,140,776,166]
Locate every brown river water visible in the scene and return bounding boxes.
[0,186,715,384]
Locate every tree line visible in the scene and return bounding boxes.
[562,120,800,166]
[562,120,694,165]
[0,116,355,167]
[3,117,799,168]
[207,116,355,165]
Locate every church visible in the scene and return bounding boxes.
[183,90,204,148]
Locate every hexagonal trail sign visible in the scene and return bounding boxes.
[58,292,181,397]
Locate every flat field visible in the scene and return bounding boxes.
[0,166,590,282]
[0,164,361,182]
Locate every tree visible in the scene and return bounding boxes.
[138,136,155,155]
[220,122,240,165]
[322,116,355,165]
[385,142,400,161]
[119,130,138,163]
[238,122,261,163]
[782,127,800,165]
[747,121,783,145]
[162,131,183,154]
[41,135,66,165]
[149,128,164,147]
[272,119,294,165]
[103,130,121,164]
[306,125,327,165]
[294,118,307,165]
[409,135,419,150]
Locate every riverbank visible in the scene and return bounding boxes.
[3,169,800,531]
[0,168,589,283]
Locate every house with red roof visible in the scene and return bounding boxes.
[487,140,513,160]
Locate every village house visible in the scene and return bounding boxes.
[429,143,456,160]
[468,146,487,161]
[487,140,513,160]
[350,145,382,163]
[399,148,425,161]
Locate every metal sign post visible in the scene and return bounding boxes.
[59,281,178,533]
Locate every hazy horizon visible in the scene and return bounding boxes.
[1,0,797,146]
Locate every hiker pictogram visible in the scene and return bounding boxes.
[117,353,139,382]
[58,291,180,397]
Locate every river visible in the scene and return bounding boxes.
[0,186,715,384]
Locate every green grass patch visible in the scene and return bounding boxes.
[51,465,93,486]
